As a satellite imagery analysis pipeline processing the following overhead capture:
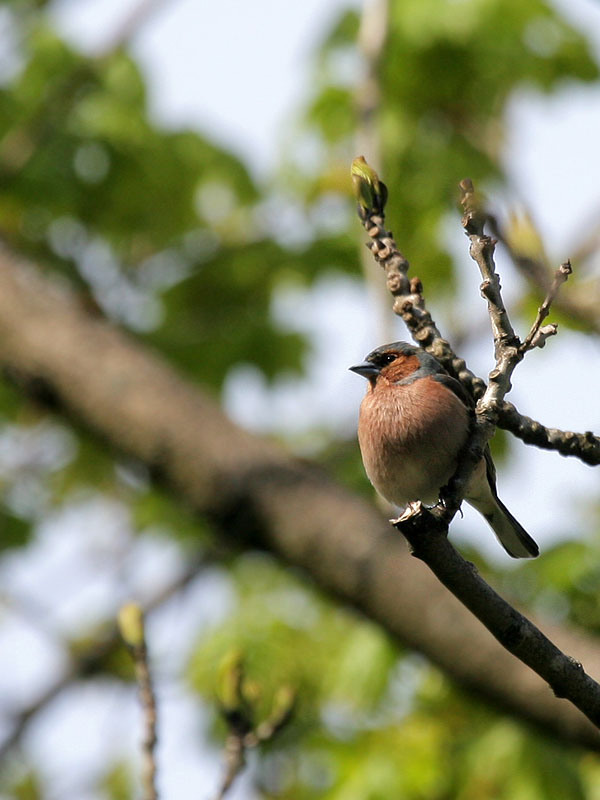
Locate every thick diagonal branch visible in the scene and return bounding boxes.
[398,507,600,730]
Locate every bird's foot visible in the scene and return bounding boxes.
[437,486,463,518]
[390,501,423,525]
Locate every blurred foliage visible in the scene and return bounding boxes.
[492,534,600,637]
[189,553,400,730]
[294,0,598,296]
[0,769,42,800]
[189,552,600,800]
[0,507,32,550]
[100,762,135,800]
[0,0,599,799]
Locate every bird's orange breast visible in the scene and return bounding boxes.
[357,375,470,506]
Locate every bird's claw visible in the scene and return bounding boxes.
[391,501,424,525]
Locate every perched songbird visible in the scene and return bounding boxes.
[349,342,539,558]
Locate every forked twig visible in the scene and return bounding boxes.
[521,260,572,352]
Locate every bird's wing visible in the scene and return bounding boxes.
[433,373,499,491]
[431,373,474,410]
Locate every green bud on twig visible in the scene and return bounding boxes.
[351,155,388,215]
[117,603,145,649]
[217,649,245,713]
[270,685,296,725]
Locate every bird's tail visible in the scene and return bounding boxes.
[469,495,539,559]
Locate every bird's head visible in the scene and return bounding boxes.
[349,342,439,387]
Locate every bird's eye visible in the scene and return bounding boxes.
[372,352,396,367]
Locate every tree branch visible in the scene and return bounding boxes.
[118,604,158,800]
[0,246,600,749]
[0,552,210,761]
[487,212,600,336]
[352,164,600,464]
[354,164,600,735]
[520,260,571,352]
[214,651,295,799]
[397,508,600,730]
[496,401,600,465]
[97,0,174,57]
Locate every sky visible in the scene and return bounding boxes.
[5,0,600,797]
[51,0,361,175]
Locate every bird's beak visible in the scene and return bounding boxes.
[348,361,380,379]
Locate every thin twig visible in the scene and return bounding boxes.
[433,179,526,520]
[433,184,576,518]
[135,638,159,799]
[351,159,600,464]
[215,732,245,800]
[97,0,175,57]
[521,260,572,352]
[416,178,524,522]
[488,213,600,336]
[0,553,210,762]
[118,604,158,800]
[459,178,520,355]
[214,652,295,800]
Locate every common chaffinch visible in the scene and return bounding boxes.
[350,341,539,558]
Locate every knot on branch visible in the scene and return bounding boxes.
[480,275,500,300]
[471,235,497,265]
[459,177,487,235]
[529,323,558,349]
[387,270,410,294]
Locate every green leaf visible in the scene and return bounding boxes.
[0,508,32,550]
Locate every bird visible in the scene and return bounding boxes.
[349,341,539,558]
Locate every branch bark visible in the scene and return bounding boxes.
[354,177,600,465]
[118,604,159,800]
[487,212,600,336]
[0,247,600,750]
[352,163,600,736]
[397,503,600,732]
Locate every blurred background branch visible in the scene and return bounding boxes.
[118,603,158,800]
